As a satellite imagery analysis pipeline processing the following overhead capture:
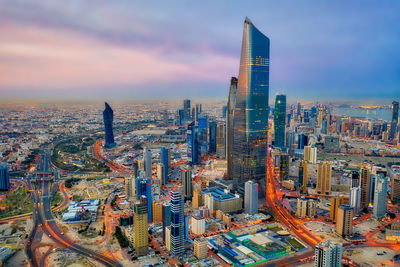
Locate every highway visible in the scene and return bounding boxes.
[26,152,122,267]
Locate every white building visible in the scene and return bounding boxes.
[304,146,317,164]
[165,226,171,252]
[204,193,214,214]
[349,187,361,215]
[314,240,342,267]
[244,181,258,215]
[191,216,206,234]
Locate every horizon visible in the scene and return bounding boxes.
[1,1,399,101]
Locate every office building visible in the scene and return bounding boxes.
[160,147,169,184]
[244,181,258,215]
[181,168,192,200]
[360,167,371,209]
[349,187,361,215]
[216,123,226,158]
[336,205,353,237]
[286,131,296,150]
[389,101,399,140]
[304,146,317,164]
[191,216,205,234]
[134,202,148,257]
[124,176,135,201]
[143,148,152,179]
[170,191,185,255]
[230,18,270,197]
[351,171,360,188]
[299,160,308,194]
[391,175,400,203]
[298,133,308,149]
[187,122,199,164]
[183,99,191,122]
[132,160,139,178]
[152,200,163,222]
[203,187,242,213]
[204,193,214,214]
[208,121,217,154]
[0,163,10,191]
[192,188,203,208]
[316,161,332,195]
[165,226,171,251]
[314,240,342,267]
[136,177,152,223]
[330,196,344,223]
[274,94,286,148]
[103,102,115,148]
[373,175,388,219]
[279,153,290,181]
[194,238,208,259]
[156,163,165,186]
[297,197,316,218]
[226,77,238,179]
[162,203,171,243]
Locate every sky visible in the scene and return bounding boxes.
[0,1,399,102]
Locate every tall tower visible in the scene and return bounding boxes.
[136,177,152,223]
[160,147,169,184]
[299,160,308,194]
[314,240,342,267]
[316,161,332,195]
[216,123,226,158]
[389,101,399,140]
[349,187,361,215]
[103,102,115,148]
[360,166,370,209]
[181,168,192,200]
[143,148,152,179]
[227,77,238,180]
[170,191,184,255]
[244,181,258,215]
[373,175,388,219]
[187,122,198,164]
[183,99,191,122]
[0,163,10,191]
[274,94,286,148]
[336,205,353,237]
[134,201,148,257]
[231,18,270,197]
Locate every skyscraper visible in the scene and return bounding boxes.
[314,240,342,267]
[103,102,115,148]
[143,148,152,179]
[349,187,361,215]
[170,191,184,255]
[134,201,148,257]
[316,161,332,195]
[136,177,152,223]
[274,94,286,148]
[304,145,317,164]
[187,122,198,164]
[231,18,270,196]
[181,168,192,200]
[0,163,10,191]
[391,175,400,204]
[208,120,217,154]
[156,163,165,186]
[216,123,226,158]
[162,203,171,243]
[160,147,169,184]
[336,205,353,237]
[330,196,344,223]
[226,77,238,180]
[360,166,371,209]
[389,101,399,140]
[124,176,135,201]
[373,175,388,219]
[244,181,258,215]
[183,99,191,122]
[299,160,308,194]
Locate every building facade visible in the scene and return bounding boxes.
[170,191,185,255]
[244,180,258,215]
[274,94,286,148]
[103,102,115,148]
[316,161,332,195]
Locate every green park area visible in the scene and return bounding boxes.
[0,184,33,219]
[286,237,305,250]
[51,135,110,172]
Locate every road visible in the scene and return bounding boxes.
[26,152,122,267]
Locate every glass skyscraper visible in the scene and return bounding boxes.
[183,99,191,122]
[226,77,238,180]
[389,101,399,140]
[103,102,116,148]
[230,18,270,197]
[170,191,184,255]
[187,122,198,164]
[274,94,286,148]
[160,147,169,184]
[136,177,152,223]
[0,162,10,191]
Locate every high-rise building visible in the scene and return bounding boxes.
[316,161,332,195]
[351,171,360,188]
[183,99,191,122]
[216,123,226,158]
[336,205,353,237]
[391,175,400,204]
[304,146,317,164]
[143,148,152,179]
[136,177,152,223]
[373,175,388,219]
[165,226,171,251]
[389,101,399,140]
[124,176,135,201]
[187,122,198,164]
[314,240,342,267]
[162,203,171,243]
[330,196,344,223]
[230,18,270,197]
[279,154,290,181]
[222,105,228,118]
[297,197,316,218]
[274,94,286,148]
[191,216,205,234]
[299,160,308,194]
[134,201,148,257]
[208,121,217,154]
[192,188,203,208]
[226,77,238,180]
[204,193,214,214]
[244,181,258,215]
[132,160,139,178]
[160,147,169,184]
[170,191,184,255]
[103,102,116,148]
[181,168,192,200]
[349,187,361,215]
[156,163,165,186]
[298,133,308,149]
[0,163,10,191]
[177,109,185,126]
[152,200,163,222]
[286,131,296,150]
[194,238,208,259]
[197,116,208,156]
[360,167,371,209]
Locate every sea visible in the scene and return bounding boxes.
[331,107,392,121]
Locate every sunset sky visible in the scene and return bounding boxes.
[1,1,399,101]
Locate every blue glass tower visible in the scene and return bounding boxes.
[274,94,286,148]
[197,116,208,156]
[208,120,217,154]
[298,133,308,149]
[389,101,399,140]
[227,77,238,180]
[187,122,198,164]
[0,163,10,191]
[231,18,270,197]
[103,102,116,148]
[162,203,171,243]
[160,147,169,184]
[170,191,184,255]
[136,177,152,222]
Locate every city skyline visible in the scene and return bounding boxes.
[1,1,399,101]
